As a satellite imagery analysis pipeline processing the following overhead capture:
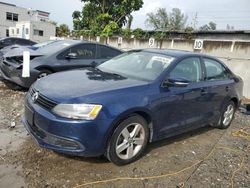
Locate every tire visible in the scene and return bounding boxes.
[37,69,52,79]
[106,115,149,165]
[216,101,236,129]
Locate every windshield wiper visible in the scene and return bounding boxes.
[94,67,126,78]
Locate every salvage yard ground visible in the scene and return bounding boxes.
[0,78,249,188]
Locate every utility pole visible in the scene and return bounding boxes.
[192,12,198,30]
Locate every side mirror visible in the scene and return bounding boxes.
[65,53,77,59]
[161,78,189,88]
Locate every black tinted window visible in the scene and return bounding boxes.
[61,44,96,59]
[99,45,121,59]
[204,58,228,81]
[170,57,202,82]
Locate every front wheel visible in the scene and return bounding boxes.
[106,115,149,165]
[217,101,236,129]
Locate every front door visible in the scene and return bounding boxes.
[154,57,207,138]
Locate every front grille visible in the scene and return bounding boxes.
[28,121,81,150]
[30,88,58,110]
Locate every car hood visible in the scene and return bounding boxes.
[33,68,149,102]
[2,45,42,58]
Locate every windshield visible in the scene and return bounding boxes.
[33,40,79,55]
[98,51,175,81]
[31,40,57,49]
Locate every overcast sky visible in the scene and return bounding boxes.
[2,0,250,30]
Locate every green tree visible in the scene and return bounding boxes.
[208,22,216,30]
[146,8,187,31]
[126,15,133,30]
[169,8,187,31]
[56,24,70,37]
[49,20,57,26]
[132,28,146,38]
[199,22,217,31]
[185,26,194,33]
[146,8,168,30]
[72,0,143,35]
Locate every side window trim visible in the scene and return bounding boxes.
[199,56,206,82]
[96,44,101,59]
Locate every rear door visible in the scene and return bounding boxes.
[55,43,97,71]
[201,57,234,122]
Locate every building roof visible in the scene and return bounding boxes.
[36,10,50,15]
[0,1,16,7]
[0,1,50,15]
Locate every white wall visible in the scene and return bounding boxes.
[0,3,31,38]
[29,21,56,43]
[9,22,30,39]
[0,2,52,40]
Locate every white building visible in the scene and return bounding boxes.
[0,1,56,42]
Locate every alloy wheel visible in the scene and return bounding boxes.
[115,123,145,160]
[223,104,234,126]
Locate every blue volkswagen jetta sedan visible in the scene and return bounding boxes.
[23,49,243,165]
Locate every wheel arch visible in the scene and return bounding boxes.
[104,108,155,152]
[230,97,239,108]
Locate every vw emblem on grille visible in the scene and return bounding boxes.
[32,92,39,102]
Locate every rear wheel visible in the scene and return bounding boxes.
[106,115,149,165]
[216,101,236,129]
[38,69,52,79]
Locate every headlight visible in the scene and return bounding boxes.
[52,104,102,120]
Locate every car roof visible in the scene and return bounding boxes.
[132,48,217,59]
[63,40,123,52]
[140,49,198,57]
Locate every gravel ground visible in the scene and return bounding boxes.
[0,79,249,188]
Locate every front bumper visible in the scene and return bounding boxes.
[0,61,38,88]
[23,94,114,157]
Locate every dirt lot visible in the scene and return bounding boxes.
[0,78,249,188]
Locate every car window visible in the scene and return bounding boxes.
[99,45,121,59]
[170,57,202,82]
[60,44,96,59]
[203,58,229,81]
